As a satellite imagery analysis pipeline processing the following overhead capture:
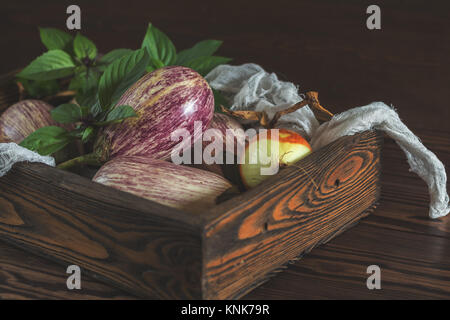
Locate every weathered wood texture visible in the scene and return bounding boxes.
[0,131,382,300]
[0,0,448,300]
[0,240,136,299]
[244,132,450,300]
[0,163,203,299]
[0,46,382,299]
[1,132,448,300]
[203,130,382,299]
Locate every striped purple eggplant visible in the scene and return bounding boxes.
[0,99,57,143]
[92,156,232,214]
[95,66,214,162]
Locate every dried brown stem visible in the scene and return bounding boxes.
[305,91,334,122]
[220,105,271,128]
[220,91,334,128]
[269,100,309,128]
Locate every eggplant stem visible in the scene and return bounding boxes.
[57,153,101,170]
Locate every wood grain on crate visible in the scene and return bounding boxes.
[0,162,204,299]
[0,0,449,300]
[0,131,382,299]
[202,130,383,299]
[0,241,136,300]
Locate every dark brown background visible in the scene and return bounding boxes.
[0,0,449,299]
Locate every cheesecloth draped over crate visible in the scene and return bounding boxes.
[0,63,448,219]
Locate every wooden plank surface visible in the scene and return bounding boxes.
[203,131,382,299]
[0,240,135,299]
[0,163,203,299]
[0,0,449,299]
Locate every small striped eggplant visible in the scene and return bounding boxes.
[92,156,232,214]
[0,99,57,143]
[95,66,214,162]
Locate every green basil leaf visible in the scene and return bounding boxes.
[51,103,82,123]
[212,88,229,113]
[99,49,133,66]
[94,105,137,126]
[70,69,100,107]
[73,33,97,60]
[146,65,156,73]
[80,106,90,118]
[141,23,176,66]
[17,50,76,81]
[19,126,70,156]
[69,68,99,91]
[76,90,98,111]
[151,58,165,69]
[39,27,73,52]
[106,105,137,121]
[66,127,84,139]
[176,40,223,65]
[183,56,232,76]
[97,105,138,125]
[17,78,60,98]
[98,48,149,110]
[90,101,102,118]
[81,126,94,143]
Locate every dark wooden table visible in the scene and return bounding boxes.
[0,0,449,299]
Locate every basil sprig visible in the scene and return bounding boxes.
[20,49,148,154]
[18,23,232,157]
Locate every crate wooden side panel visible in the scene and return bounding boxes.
[202,130,383,299]
[0,163,203,299]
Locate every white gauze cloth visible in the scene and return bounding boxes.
[310,103,449,219]
[206,63,320,139]
[0,142,55,176]
[206,64,449,219]
[0,63,448,219]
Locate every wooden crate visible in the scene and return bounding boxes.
[0,72,383,299]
